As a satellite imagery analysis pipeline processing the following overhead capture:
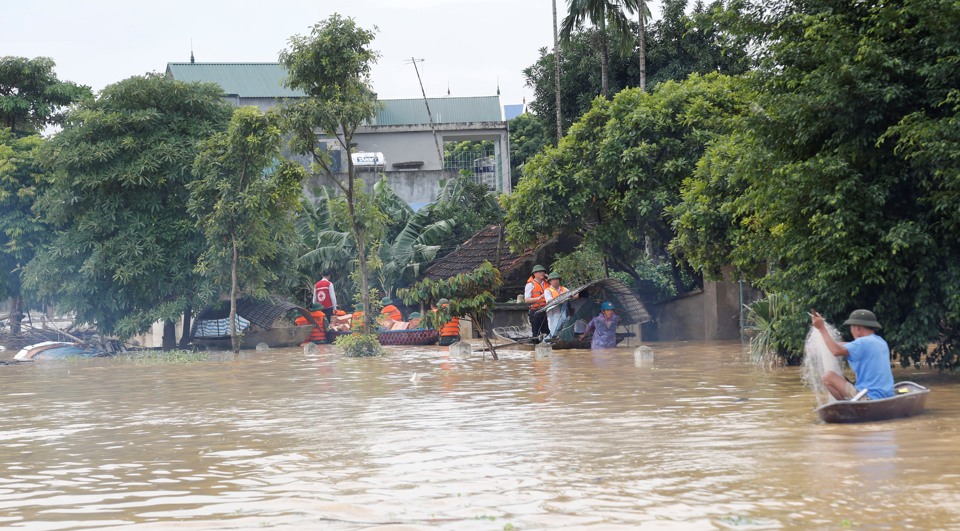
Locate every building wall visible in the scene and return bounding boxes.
[305,168,463,210]
[646,277,745,341]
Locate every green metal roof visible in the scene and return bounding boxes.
[165,62,305,98]
[165,63,503,123]
[376,96,502,125]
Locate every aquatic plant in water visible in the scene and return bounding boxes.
[335,332,385,357]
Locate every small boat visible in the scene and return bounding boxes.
[492,325,632,350]
[377,328,439,346]
[815,381,930,423]
[14,341,114,360]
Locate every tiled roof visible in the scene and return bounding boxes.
[423,225,534,280]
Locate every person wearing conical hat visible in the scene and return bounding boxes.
[524,264,550,337]
[811,309,894,400]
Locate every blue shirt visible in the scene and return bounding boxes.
[845,333,894,400]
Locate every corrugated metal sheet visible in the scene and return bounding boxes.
[165,63,305,98]
[376,96,503,125]
[165,63,504,124]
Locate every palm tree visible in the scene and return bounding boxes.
[629,0,652,91]
[552,0,564,140]
[560,0,635,98]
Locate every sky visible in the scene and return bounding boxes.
[3,0,563,111]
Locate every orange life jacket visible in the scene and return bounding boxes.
[545,285,568,301]
[295,311,326,343]
[440,316,460,337]
[381,304,402,321]
[526,276,548,310]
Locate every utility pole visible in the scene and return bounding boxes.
[406,58,444,168]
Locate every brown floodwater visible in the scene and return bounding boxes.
[1,341,959,530]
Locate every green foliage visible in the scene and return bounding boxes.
[503,73,749,295]
[0,56,91,134]
[25,74,232,338]
[507,112,551,181]
[189,106,305,349]
[280,13,381,333]
[398,262,502,355]
[0,130,45,306]
[335,331,385,357]
[526,0,753,135]
[744,294,804,366]
[672,0,960,366]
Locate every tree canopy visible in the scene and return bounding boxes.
[0,56,91,135]
[189,106,305,352]
[24,74,232,341]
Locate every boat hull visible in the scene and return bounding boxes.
[192,325,315,350]
[815,381,930,423]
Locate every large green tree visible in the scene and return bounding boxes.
[280,14,381,333]
[25,74,232,346]
[503,73,750,296]
[0,56,90,134]
[0,131,45,333]
[0,57,89,333]
[671,0,960,367]
[189,106,305,353]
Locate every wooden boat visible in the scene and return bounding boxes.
[815,381,930,423]
[377,328,440,346]
[192,325,315,350]
[326,329,440,346]
[492,325,632,350]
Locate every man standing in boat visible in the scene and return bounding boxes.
[524,264,550,338]
[313,271,337,322]
[811,309,894,401]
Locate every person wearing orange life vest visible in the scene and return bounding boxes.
[435,298,460,346]
[543,271,574,342]
[313,271,337,321]
[294,310,326,343]
[380,296,402,322]
[524,264,550,337]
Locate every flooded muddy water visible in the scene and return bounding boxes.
[1,341,959,530]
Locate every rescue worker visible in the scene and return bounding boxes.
[313,271,337,321]
[436,298,460,346]
[524,264,550,337]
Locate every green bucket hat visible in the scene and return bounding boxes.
[843,309,882,329]
[408,312,422,319]
[381,297,393,306]
[531,264,547,273]
[548,272,562,280]
[437,298,450,306]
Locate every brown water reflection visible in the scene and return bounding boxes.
[1,341,959,530]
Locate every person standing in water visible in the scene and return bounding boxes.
[524,264,550,337]
[811,309,894,401]
[580,301,620,349]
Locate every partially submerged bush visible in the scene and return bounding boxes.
[335,332,385,357]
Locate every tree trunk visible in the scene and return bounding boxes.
[552,0,563,141]
[230,233,240,353]
[638,8,647,92]
[10,294,23,334]
[162,319,177,350]
[179,304,192,348]
[600,19,610,98]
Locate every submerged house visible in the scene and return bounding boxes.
[165,62,512,209]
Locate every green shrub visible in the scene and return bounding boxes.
[335,332,385,357]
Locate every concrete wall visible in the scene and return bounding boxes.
[304,168,463,210]
[646,277,744,341]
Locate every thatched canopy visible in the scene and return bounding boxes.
[539,278,651,326]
